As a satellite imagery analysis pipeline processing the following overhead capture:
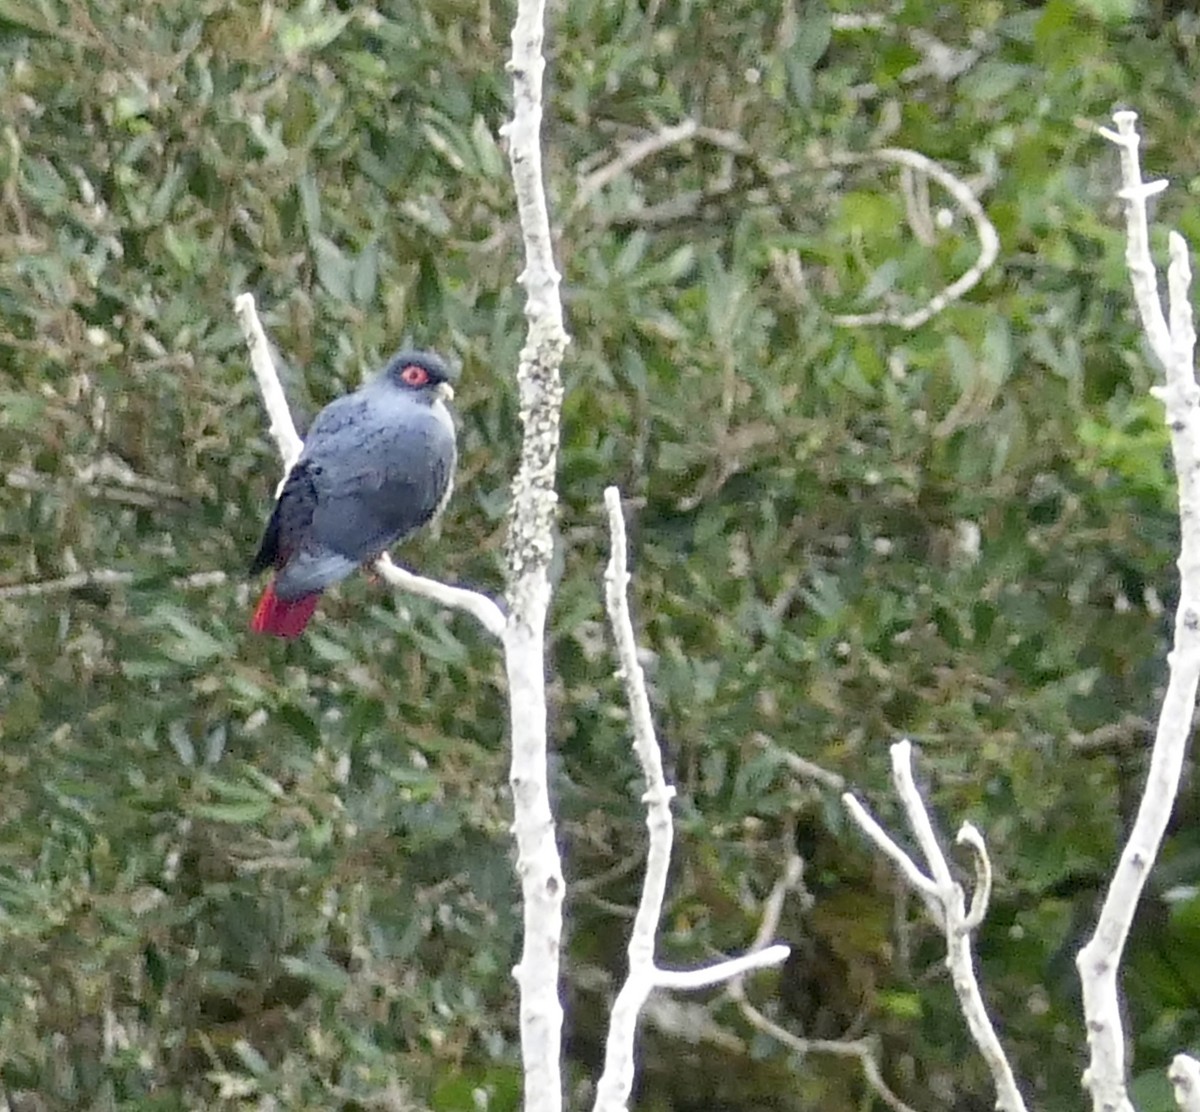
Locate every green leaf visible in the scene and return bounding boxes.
[878,990,924,1019]
[352,239,379,306]
[155,609,228,665]
[312,234,352,301]
[191,799,273,824]
[471,115,506,180]
[0,391,48,428]
[232,1038,271,1076]
[278,10,350,58]
[1073,0,1138,21]
[280,953,351,994]
[0,0,52,35]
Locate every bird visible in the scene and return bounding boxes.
[248,349,458,638]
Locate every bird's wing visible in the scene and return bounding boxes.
[250,459,360,598]
[308,406,456,563]
[249,390,373,572]
[249,460,319,575]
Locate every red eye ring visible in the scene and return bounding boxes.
[399,364,430,387]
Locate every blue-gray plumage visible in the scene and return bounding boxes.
[250,349,457,636]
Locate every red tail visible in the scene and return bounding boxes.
[251,581,321,638]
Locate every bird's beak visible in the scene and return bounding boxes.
[436,382,455,402]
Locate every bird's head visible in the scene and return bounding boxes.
[380,349,458,404]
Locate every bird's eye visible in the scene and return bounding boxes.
[399,364,430,387]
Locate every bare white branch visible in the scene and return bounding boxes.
[499,0,572,1107]
[593,488,788,1112]
[234,293,303,477]
[1171,1054,1200,1112]
[1169,231,1197,367]
[592,485,683,1112]
[654,945,791,991]
[375,554,506,639]
[889,739,953,888]
[1078,109,1200,1112]
[846,743,1027,1112]
[600,489,676,995]
[956,822,993,932]
[831,146,999,330]
[601,489,670,819]
[840,791,941,907]
[1095,112,1173,368]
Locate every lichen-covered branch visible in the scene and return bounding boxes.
[240,0,570,1103]
[1077,109,1200,1112]
[844,741,1027,1112]
[499,0,571,1107]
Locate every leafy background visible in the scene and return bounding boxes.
[1,0,1199,1108]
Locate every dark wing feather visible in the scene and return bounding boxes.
[249,461,320,574]
[249,390,372,574]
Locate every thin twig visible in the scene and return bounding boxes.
[845,742,1027,1112]
[375,554,506,638]
[734,996,919,1112]
[594,127,997,331]
[572,119,698,215]
[727,849,917,1112]
[754,733,846,791]
[593,488,788,1112]
[0,568,227,600]
[747,852,804,953]
[7,467,181,508]
[829,147,999,329]
[957,822,992,931]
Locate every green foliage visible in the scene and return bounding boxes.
[2,0,1200,1108]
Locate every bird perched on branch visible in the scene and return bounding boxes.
[249,349,458,638]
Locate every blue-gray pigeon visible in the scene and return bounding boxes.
[249,349,458,637]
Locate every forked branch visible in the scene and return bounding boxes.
[593,487,788,1112]
[844,741,1027,1112]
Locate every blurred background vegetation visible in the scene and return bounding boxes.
[1,0,1199,1108]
